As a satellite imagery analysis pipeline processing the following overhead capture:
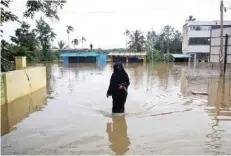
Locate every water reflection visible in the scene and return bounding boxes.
[205,78,231,155]
[1,88,47,136]
[106,116,130,155]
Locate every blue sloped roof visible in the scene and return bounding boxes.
[171,54,191,58]
[60,52,99,57]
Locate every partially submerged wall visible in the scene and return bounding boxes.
[1,67,46,104]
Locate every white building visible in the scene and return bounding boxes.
[182,20,231,62]
[210,27,231,63]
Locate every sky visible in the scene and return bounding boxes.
[2,0,231,49]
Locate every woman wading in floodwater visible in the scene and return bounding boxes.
[107,63,130,113]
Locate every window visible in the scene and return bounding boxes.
[189,38,211,45]
[212,25,231,29]
[190,26,211,31]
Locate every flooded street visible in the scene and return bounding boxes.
[1,63,231,155]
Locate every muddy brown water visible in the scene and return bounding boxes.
[1,63,231,155]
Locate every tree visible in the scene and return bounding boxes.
[67,25,73,48]
[10,22,40,62]
[23,0,66,20]
[124,29,130,50]
[170,30,182,53]
[1,0,19,36]
[146,30,157,52]
[154,25,182,54]
[186,15,196,22]
[80,37,86,48]
[72,38,78,48]
[1,0,66,71]
[90,43,93,50]
[57,40,67,49]
[128,30,145,52]
[35,17,56,61]
[11,22,39,51]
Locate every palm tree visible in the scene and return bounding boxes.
[80,37,86,48]
[72,38,78,48]
[90,43,93,50]
[57,40,66,49]
[124,29,130,50]
[67,25,74,48]
[128,30,145,52]
[186,15,196,22]
[146,30,157,51]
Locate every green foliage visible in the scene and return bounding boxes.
[57,40,67,49]
[35,17,56,61]
[128,30,145,52]
[24,0,66,20]
[186,15,196,22]
[1,0,19,23]
[72,38,79,48]
[1,0,66,72]
[126,26,182,54]
[153,25,182,53]
[67,25,74,34]
[147,48,175,63]
[90,44,93,50]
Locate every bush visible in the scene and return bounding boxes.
[147,49,175,63]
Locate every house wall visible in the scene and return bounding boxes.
[182,21,231,61]
[187,45,210,53]
[188,31,211,38]
[210,27,231,63]
[68,57,97,63]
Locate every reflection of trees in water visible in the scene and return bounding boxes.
[148,64,173,89]
[106,116,130,155]
[208,78,231,108]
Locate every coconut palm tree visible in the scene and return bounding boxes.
[146,30,157,51]
[67,25,74,48]
[72,38,78,48]
[124,29,130,50]
[80,37,86,48]
[128,30,145,52]
[186,15,196,22]
[57,40,67,49]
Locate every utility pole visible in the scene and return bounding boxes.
[151,27,154,65]
[220,0,224,77]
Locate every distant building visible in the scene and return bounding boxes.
[60,49,107,65]
[210,27,231,63]
[107,52,147,63]
[182,20,231,62]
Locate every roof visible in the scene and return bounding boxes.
[186,20,231,26]
[108,52,147,56]
[171,54,191,58]
[60,52,99,57]
[60,49,90,53]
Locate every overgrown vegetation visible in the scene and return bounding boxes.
[125,25,183,62]
[1,0,66,72]
[147,49,174,63]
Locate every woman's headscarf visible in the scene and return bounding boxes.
[113,63,126,74]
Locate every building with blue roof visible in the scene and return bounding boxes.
[60,49,107,65]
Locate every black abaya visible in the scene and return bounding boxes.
[107,63,130,113]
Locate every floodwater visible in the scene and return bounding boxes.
[1,63,231,155]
